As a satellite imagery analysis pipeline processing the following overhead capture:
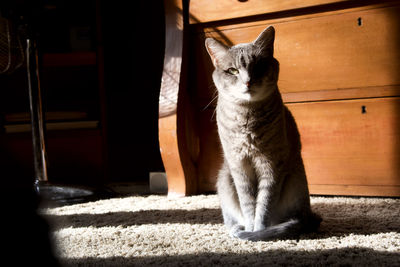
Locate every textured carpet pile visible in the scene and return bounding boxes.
[41,194,400,266]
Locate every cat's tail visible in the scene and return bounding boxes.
[233,213,322,242]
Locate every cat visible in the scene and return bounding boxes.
[205,26,321,241]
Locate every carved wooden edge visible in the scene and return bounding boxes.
[159,0,198,196]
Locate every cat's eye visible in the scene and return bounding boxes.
[226,67,239,75]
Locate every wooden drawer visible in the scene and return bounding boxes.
[189,0,349,23]
[199,4,400,99]
[196,97,400,196]
[287,97,400,196]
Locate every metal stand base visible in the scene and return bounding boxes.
[35,181,115,207]
[35,181,92,204]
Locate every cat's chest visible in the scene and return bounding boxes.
[217,110,259,155]
[234,133,258,157]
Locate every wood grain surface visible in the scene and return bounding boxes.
[201,5,400,95]
[189,0,351,23]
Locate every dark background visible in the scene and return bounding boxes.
[0,0,166,188]
[101,0,165,181]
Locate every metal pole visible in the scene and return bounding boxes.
[27,38,48,190]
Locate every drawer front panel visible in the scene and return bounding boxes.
[202,5,400,94]
[189,0,349,23]
[196,97,400,196]
[287,97,400,190]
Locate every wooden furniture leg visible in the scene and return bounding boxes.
[158,0,198,197]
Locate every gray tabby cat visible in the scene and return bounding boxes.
[205,26,321,241]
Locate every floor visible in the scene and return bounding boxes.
[38,182,155,207]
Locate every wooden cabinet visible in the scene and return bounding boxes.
[180,0,400,196]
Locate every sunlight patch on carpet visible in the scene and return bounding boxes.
[42,195,400,266]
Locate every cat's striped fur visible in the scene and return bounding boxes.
[205,26,321,241]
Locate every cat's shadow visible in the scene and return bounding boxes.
[44,199,399,238]
[309,200,399,238]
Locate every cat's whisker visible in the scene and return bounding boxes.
[202,94,218,111]
[210,108,217,122]
[208,86,218,99]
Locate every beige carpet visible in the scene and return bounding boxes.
[41,194,400,266]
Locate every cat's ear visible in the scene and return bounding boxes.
[205,38,229,68]
[253,26,275,56]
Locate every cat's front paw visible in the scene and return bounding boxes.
[229,224,244,238]
[244,221,254,232]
